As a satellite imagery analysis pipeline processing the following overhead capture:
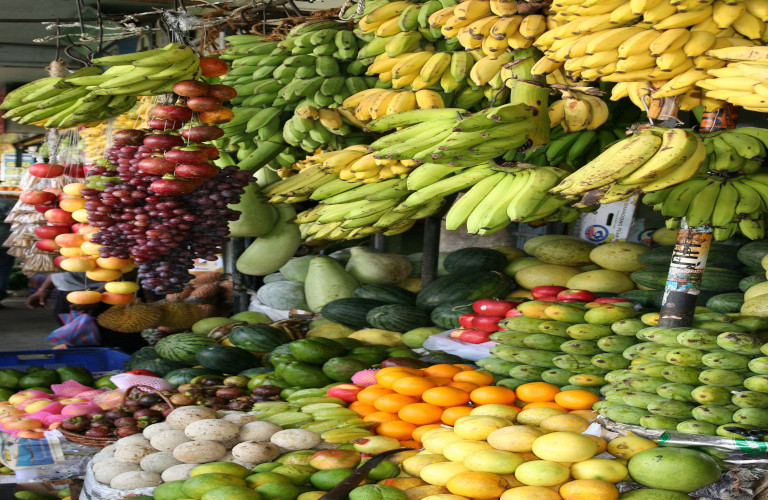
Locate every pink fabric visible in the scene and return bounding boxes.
[75,390,105,399]
[27,410,68,427]
[51,380,94,398]
[110,373,172,392]
[61,401,101,416]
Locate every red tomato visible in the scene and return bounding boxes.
[125,369,159,377]
[458,313,477,329]
[472,315,504,332]
[472,299,516,316]
[459,330,492,344]
[531,286,567,299]
[556,289,598,302]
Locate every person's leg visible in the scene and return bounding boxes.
[52,291,71,325]
[0,250,14,302]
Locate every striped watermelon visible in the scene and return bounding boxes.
[155,332,219,365]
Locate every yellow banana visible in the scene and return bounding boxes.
[392,51,434,79]
[414,89,445,108]
[454,0,493,20]
[683,30,717,58]
[519,14,547,39]
[429,5,456,27]
[618,30,662,59]
[653,6,713,29]
[656,49,689,71]
[489,0,518,17]
[732,11,764,39]
[385,91,418,115]
[419,52,453,82]
[343,89,387,110]
[649,28,691,56]
[469,52,514,85]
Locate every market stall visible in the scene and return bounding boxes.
[1,0,768,499]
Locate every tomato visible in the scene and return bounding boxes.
[458,330,492,344]
[472,299,516,316]
[472,315,504,332]
[594,297,635,304]
[531,286,567,299]
[556,289,597,302]
[458,313,477,329]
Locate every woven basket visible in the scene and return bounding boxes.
[58,384,175,448]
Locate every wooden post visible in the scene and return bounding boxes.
[228,237,250,314]
[420,217,441,288]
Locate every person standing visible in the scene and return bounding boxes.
[0,197,16,307]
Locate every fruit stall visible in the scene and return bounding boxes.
[4,0,768,499]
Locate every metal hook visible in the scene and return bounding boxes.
[639,87,655,125]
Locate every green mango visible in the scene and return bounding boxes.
[630,376,667,393]
[489,345,525,362]
[611,318,646,336]
[521,333,563,352]
[541,369,576,386]
[591,353,631,371]
[282,362,334,388]
[732,407,768,427]
[552,354,593,371]
[661,365,702,385]
[676,329,721,351]
[747,357,768,374]
[489,331,528,347]
[640,415,681,430]
[677,420,718,436]
[732,391,768,409]
[566,323,613,340]
[691,385,732,405]
[514,349,558,368]
[636,327,686,346]
[622,391,664,409]
[701,350,750,370]
[597,335,638,353]
[497,317,544,333]
[647,399,696,419]
[622,343,644,360]
[290,338,348,365]
[600,403,650,425]
[508,365,547,382]
[604,388,633,404]
[560,339,601,356]
[655,383,696,403]
[18,369,59,389]
[665,348,704,367]
[537,321,571,338]
[716,332,763,355]
[716,423,753,438]
[692,405,734,425]
[55,366,94,387]
[630,362,668,378]
[604,370,636,386]
[698,368,745,387]
[0,369,22,389]
[636,344,675,363]
[744,375,768,392]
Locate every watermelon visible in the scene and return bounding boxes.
[164,368,220,386]
[125,357,187,376]
[321,298,388,329]
[738,240,768,268]
[125,347,161,370]
[154,333,219,365]
[619,290,663,308]
[740,274,766,292]
[430,300,475,330]
[365,305,433,333]
[416,271,512,311]
[705,293,745,313]
[352,284,416,305]
[639,244,742,270]
[631,266,743,293]
[444,248,508,274]
[195,345,260,374]
[228,324,292,352]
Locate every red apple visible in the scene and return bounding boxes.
[473,299,516,316]
[150,104,194,122]
[164,148,210,164]
[458,330,492,344]
[20,190,56,205]
[458,313,477,329]
[29,163,65,178]
[174,163,219,179]
[531,286,568,299]
[505,308,523,317]
[180,125,224,142]
[71,223,85,233]
[537,295,559,302]
[207,84,237,102]
[138,156,176,175]
[44,208,75,224]
[556,289,597,302]
[143,133,185,150]
[326,384,364,402]
[449,329,465,339]
[172,79,210,97]
[34,225,71,239]
[472,315,503,332]
[35,239,60,252]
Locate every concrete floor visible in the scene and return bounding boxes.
[0,296,59,351]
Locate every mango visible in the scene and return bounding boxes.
[655,383,696,403]
[611,318,646,336]
[402,485,449,500]
[661,366,702,385]
[716,332,763,355]
[637,327,685,346]
[622,391,664,409]
[639,415,682,430]
[541,369,576,386]
[627,447,721,493]
[462,449,523,475]
[733,316,768,332]
[630,361,668,378]
[647,400,695,419]
[530,431,597,462]
[490,331,528,347]
[744,375,768,393]
[584,305,636,325]
[635,343,675,362]
[543,304,585,323]
[733,407,768,427]
[600,403,650,425]
[419,462,469,487]
[698,368,745,387]
[402,455,448,477]
[453,416,511,441]
[441,441,493,463]
[561,340,601,356]
[421,430,462,455]
[496,378,527,390]
[309,450,361,470]
[552,354,592,371]
[677,419,718,435]
[604,370,635,386]
[497,316,545,333]
[529,237,595,266]
[604,389,632,404]
[692,311,732,323]
[513,349,558,368]
[568,373,605,386]
[508,365,546,382]
[629,376,667,393]
[512,460,570,487]
[606,435,657,459]
[592,353,631,371]
[665,348,704,367]
[622,344,644,360]
[489,346,524,362]
[537,320,571,338]
[521,334,563,352]
[691,385,732,405]
[640,312,660,326]
[515,408,566,427]
[691,405,734,425]
[716,423,753,438]
[597,335,638,353]
[701,350,750,370]
[676,329,720,351]
[567,269,637,293]
[486,426,545,453]
[691,320,746,333]
[567,323,613,340]
[748,357,768,374]
[731,390,768,409]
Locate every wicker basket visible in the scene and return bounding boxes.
[58,384,175,448]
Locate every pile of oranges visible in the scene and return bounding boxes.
[347,364,601,446]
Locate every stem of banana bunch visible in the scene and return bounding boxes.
[506,47,550,148]
[658,108,736,327]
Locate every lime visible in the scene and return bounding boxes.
[154,480,186,500]
[309,469,355,491]
[254,481,300,500]
[182,473,247,499]
[252,463,282,473]
[245,472,293,488]
[271,465,317,485]
[202,486,262,500]
[94,375,117,389]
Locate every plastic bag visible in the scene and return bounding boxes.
[46,311,100,346]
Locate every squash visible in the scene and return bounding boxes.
[279,255,315,283]
[256,281,308,310]
[304,256,360,312]
[345,247,412,285]
[236,204,301,276]
[227,183,277,237]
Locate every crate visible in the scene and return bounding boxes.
[0,348,129,374]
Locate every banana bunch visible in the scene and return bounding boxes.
[696,45,768,111]
[427,0,547,53]
[548,88,610,132]
[552,126,706,206]
[341,88,446,123]
[445,165,577,234]
[367,103,535,167]
[520,125,624,169]
[0,67,137,128]
[355,0,460,50]
[640,127,768,241]
[284,106,370,153]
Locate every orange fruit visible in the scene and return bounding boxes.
[357,385,395,405]
[469,386,517,405]
[422,364,463,379]
[413,424,444,443]
[522,401,568,411]
[392,376,437,396]
[453,370,494,386]
[422,386,472,407]
[554,390,601,410]
[374,394,420,413]
[349,401,377,416]
[377,370,417,389]
[441,405,473,425]
[425,376,453,386]
[362,411,400,426]
[453,364,476,371]
[376,420,418,441]
[515,382,560,403]
[399,402,443,425]
[447,381,480,393]
[399,440,421,449]
[378,366,422,376]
